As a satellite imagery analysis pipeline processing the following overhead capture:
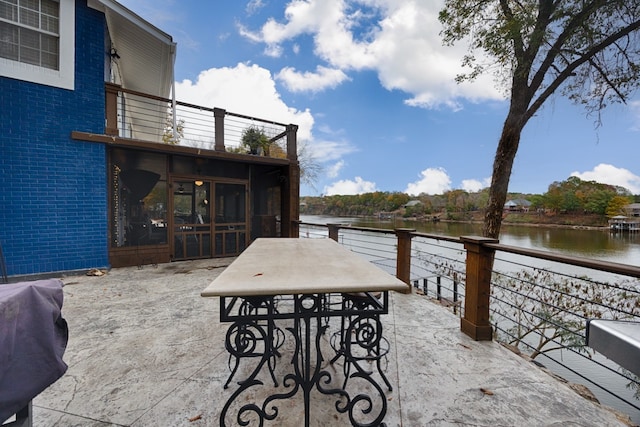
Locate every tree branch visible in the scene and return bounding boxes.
[499,0,525,58]
[529,0,606,92]
[525,18,640,123]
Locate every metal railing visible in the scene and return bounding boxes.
[104,83,297,159]
[299,220,640,422]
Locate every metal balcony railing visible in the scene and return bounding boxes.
[104,83,298,160]
[299,220,640,422]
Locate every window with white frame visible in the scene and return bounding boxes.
[0,0,74,90]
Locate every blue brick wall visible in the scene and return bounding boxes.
[0,1,109,277]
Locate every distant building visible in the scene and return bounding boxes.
[404,200,422,208]
[504,199,532,212]
[609,215,640,232]
[624,203,640,217]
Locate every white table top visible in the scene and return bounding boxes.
[201,238,408,297]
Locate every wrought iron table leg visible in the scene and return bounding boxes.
[220,293,389,427]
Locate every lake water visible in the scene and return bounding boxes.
[301,215,640,423]
[302,215,640,266]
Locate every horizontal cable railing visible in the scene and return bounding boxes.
[298,220,640,421]
[173,101,215,148]
[338,227,398,274]
[223,112,289,156]
[410,233,466,313]
[488,250,640,415]
[106,84,292,158]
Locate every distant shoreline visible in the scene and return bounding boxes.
[302,212,612,232]
[438,218,610,231]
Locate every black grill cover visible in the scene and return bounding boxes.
[0,279,68,422]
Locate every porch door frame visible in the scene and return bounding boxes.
[169,176,249,260]
[212,181,250,257]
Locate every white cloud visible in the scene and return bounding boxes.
[327,160,345,178]
[174,63,357,174]
[324,177,377,195]
[309,139,356,163]
[405,167,452,195]
[241,0,503,105]
[461,177,491,192]
[175,63,314,142]
[246,0,265,15]
[571,164,640,194]
[276,66,350,93]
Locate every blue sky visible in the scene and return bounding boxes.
[117,0,640,196]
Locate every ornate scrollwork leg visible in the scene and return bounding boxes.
[221,319,276,426]
[345,315,392,391]
[220,293,390,427]
[224,297,284,388]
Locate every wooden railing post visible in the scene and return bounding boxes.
[328,224,341,241]
[395,228,415,293]
[281,161,300,238]
[286,124,298,161]
[460,236,498,341]
[214,108,225,151]
[105,83,120,136]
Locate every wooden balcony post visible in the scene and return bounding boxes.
[105,83,120,136]
[214,108,225,151]
[395,228,415,293]
[286,124,298,161]
[328,224,341,241]
[281,161,300,238]
[460,236,498,341]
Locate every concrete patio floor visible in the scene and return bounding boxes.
[29,258,633,426]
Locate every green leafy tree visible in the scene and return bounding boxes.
[584,189,615,215]
[527,194,545,211]
[543,182,564,212]
[439,0,640,239]
[606,195,633,217]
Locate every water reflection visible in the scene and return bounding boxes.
[301,214,640,423]
[301,215,640,266]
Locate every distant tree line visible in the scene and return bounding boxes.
[300,177,638,219]
[302,191,412,217]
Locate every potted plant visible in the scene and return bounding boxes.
[241,126,270,155]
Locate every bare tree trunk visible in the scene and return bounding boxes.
[483,114,524,239]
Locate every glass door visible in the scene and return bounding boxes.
[172,180,211,260]
[214,183,248,256]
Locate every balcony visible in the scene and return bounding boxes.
[302,221,640,424]
[27,225,639,425]
[70,84,302,268]
[73,83,298,163]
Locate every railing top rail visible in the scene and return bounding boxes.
[108,84,286,129]
[411,231,461,245]
[485,241,640,279]
[298,221,464,243]
[225,110,289,128]
[298,221,397,236]
[298,220,640,278]
[113,85,171,103]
